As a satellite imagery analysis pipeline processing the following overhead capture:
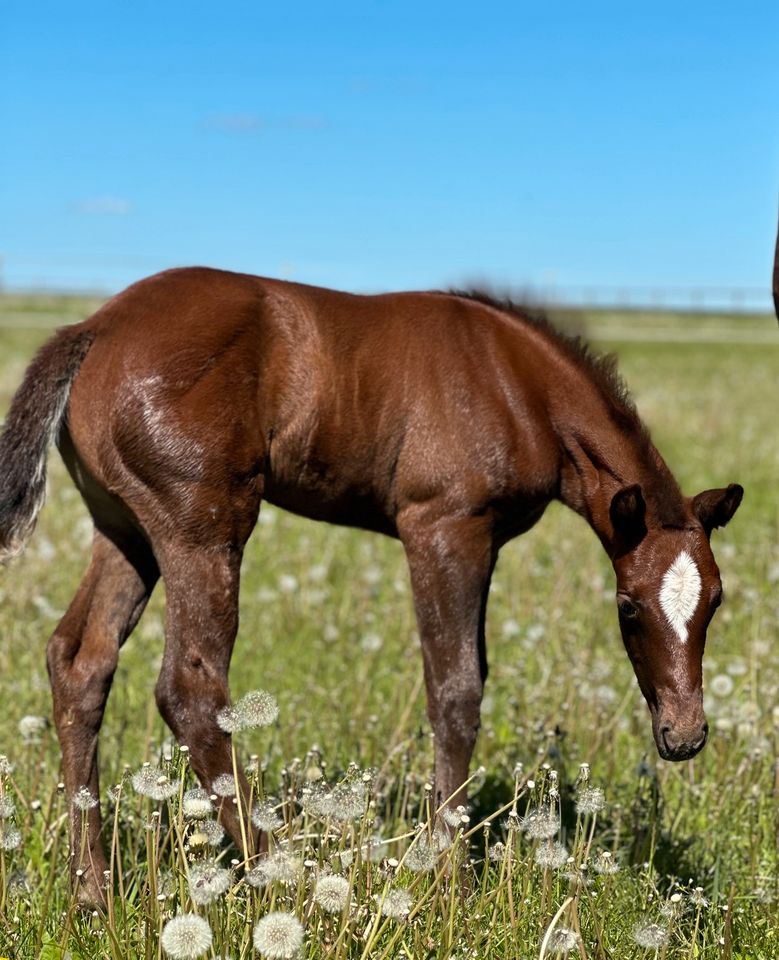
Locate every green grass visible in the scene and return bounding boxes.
[0,297,777,959]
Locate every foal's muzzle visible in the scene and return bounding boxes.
[655,720,709,761]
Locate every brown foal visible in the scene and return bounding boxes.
[0,268,742,905]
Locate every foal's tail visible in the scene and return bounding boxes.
[0,325,95,564]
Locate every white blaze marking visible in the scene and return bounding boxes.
[659,550,701,643]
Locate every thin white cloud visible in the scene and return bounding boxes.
[206,113,326,134]
[74,197,133,216]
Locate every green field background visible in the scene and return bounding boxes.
[0,297,777,959]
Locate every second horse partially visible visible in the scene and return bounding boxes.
[0,268,742,905]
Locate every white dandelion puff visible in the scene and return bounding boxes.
[0,823,22,851]
[182,788,213,820]
[313,874,351,914]
[632,921,670,949]
[131,764,180,801]
[330,781,367,823]
[0,756,14,776]
[377,886,413,920]
[547,927,578,954]
[360,632,383,652]
[160,913,213,959]
[197,819,225,847]
[72,787,98,811]
[575,787,605,815]
[709,674,734,697]
[18,715,48,743]
[246,851,302,888]
[593,850,619,875]
[404,830,450,873]
[216,705,242,733]
[236,689,279,729]
[0,796,16,820]
[278,574,299,595]
[252,799,283,832]
[211,773,237,797]
[252,911,304,959]
[188,860,231,905]
[521,806,559,840]
[488,842,511,862]
[534,840,569,870]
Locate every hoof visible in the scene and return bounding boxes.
[74,872,108,912]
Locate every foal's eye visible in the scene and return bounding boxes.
[618,597,640,620]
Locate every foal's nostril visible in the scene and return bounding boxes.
[660,725,673,754]
[693,722,709,751]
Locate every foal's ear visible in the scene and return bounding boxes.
[610,484,647,556]
[692,483,744,534]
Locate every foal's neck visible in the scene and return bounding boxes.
[556,408,684,554]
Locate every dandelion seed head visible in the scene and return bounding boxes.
[441,805,467,828]
[236,689,279,728]
[330,781,367,823]
[360,632,383,652]
[0,756,15,776]
[534,840,569,870]
[593,850,620,875]
[7,868,31,898]
[216,705,242,733]
[548,927,578,954]
[278,574,299,594]
[0,796,16,820]
[488,842,509,862]
[300,784,336,818]
[131,764,180,801]
[575,787,605,815]
[378,886,413,920]
[252,799,283,832]
[252,911,304,959]
[521,806,559,840]
[72,786,98,811]
[211,773,236,797]
[632,921,670,950]
[182,788,213,820]
[709,674,734,697]
[188,860,231,905]
[405,830,450,873]
[197,819,225,847]
[18,715,48,743]
[313,874,350,913]
[160,913,213,959]
[1,823,22,851]
[246,851,302,887]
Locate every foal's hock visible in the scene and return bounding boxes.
[0,268,742,905]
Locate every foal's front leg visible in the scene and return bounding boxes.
[399,510,495,815]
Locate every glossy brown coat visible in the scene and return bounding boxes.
[0,267,742,905]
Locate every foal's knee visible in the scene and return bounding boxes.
[47,628,118,723]
[154,658,228,741]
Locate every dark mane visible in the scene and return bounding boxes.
[448,288,687,526]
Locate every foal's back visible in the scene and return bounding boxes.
[67,267,562,540]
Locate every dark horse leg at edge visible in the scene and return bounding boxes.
[0,268,742,906]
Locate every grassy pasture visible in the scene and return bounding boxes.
[0,296,777,959]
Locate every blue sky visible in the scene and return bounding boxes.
[2,2,778,303]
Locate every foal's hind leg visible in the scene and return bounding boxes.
[399,509,495,817]
[153,540,260,860]
[47,528,158,906]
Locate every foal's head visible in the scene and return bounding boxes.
[609,482,743,761]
